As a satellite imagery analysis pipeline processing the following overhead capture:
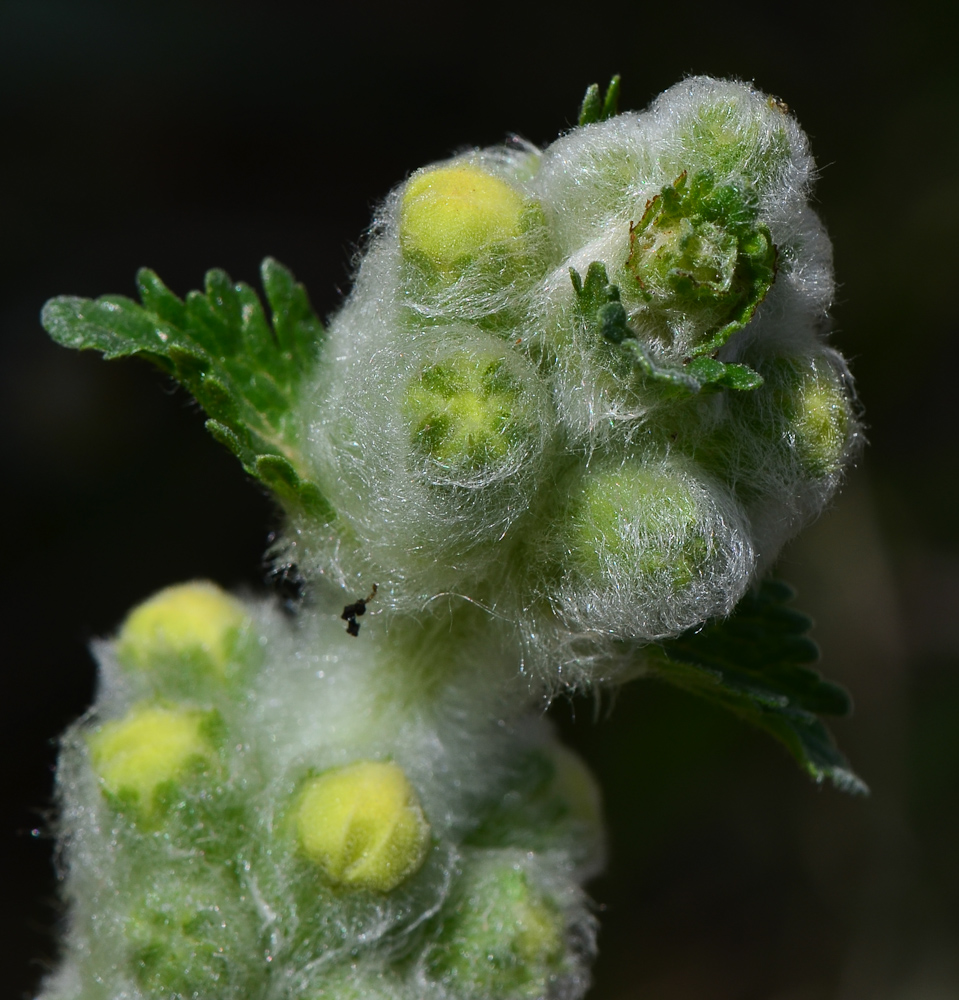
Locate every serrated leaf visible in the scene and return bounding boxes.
[255,454,335,520]
[42,260,331,521]
[167,344,211,386]
[42,295,177,372]
[578,75,621,126]
[650,579,865,793]
[136,269,188,327]
[261,256,325,376]
[205,419,253,465]
[569,263,763,395]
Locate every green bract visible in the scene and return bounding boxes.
[625,169,777,354]
[39,77,864,1000]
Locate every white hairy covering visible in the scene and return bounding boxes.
[41,592,600,1000]
[284,76,859,689]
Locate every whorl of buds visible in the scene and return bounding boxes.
[38,77,862,1000]
[296,76,859,679]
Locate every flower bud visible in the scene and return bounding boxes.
[780,358,853,478]
[399,165,535,281]
[127,870,258,999]
[469,741,604,878]
[568,463,707,590]
[89,704,217,813]
[294,761,430,893]
[557,458,753,639]
[404,349,539,478]
[116,581,251,678]
[426,857,565,997]
[670,88,793,185]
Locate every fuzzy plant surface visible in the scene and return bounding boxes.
[39,77,865,1000]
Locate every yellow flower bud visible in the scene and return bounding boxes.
[89,704,216,812]
[399,165,530,279]
[116,581,250,677]
[294,761,430,893]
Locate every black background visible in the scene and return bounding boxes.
[4,1,959,997]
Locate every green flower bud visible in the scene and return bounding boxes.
[555,457,753,640]
[568,463,708,591]
[427,858,565,997]
[127,871,258,999]
[89,704,218,814]
[116,581,251,679]
[294,761,430,893]
[626,170,776,354]
[399,164,538,282]
[404,349,539,477]
[468,742,604,876]
[543,742,605,867]
[676,92,792,185]
[781,359,853,478]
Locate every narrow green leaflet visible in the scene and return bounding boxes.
[578,75,621,126]
[42,259,332,520]
[649,580,866,793]
[570,262,764,393]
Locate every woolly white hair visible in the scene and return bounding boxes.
[44,589,601,1000]
[284,75,860,688]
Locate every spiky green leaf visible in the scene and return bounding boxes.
[42,259,329,519]
[578,75,621,126]
[651,579,865,793]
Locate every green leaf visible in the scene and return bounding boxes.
[685,355,764,391]
[569,262,764,395]
[42,259,331,520]
[650,579,866,794]
[254,454,334,521]
[578,75,621,126]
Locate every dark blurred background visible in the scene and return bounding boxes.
[3,1,958,997]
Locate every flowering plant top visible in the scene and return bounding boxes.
[38,76,863,1000]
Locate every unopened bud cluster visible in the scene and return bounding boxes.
[298,77,859,682]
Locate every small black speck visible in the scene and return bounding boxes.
[341,584,378,637]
